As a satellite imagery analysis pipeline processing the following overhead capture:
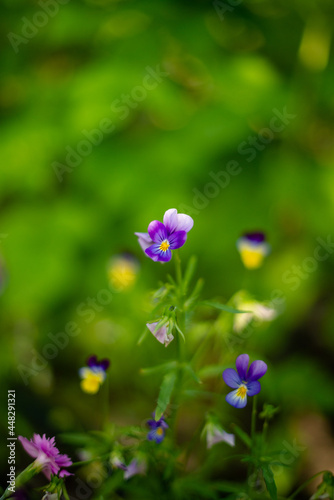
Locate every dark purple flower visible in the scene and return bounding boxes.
[18,434,72,480]
[87,355,110,371]
[147,415,168,443]
[223,354,267,409]
[135,208,193,263]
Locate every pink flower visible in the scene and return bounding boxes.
[18,434,72,480]
[146,321,174,347]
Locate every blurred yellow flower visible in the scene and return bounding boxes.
[237,232,270,269]
[107,254,139,291]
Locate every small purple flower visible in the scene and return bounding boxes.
[18,434,72,480]
[110,452,127,471]
[223,354,267,409]
[146,321,174,347]
[124,458,147,480]
[206,424,235,449]
[237,231,270,269]
[135,208,194,263]
[147,415,168,443]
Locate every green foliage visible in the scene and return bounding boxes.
[155,370,178,421]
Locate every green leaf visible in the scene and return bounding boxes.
[58,431,109,446]
[174,321,186,342]
[184,278,204,310]
[137,328,149,345]
[198,364,229,379]
[182,364,201,384]
[155,370,177,421]
[140,361,178,376]
[201,301,248,314]
[262,464,278,500]
[231,424,252,448]
[212,481,248,494]
[183,255,197,293]
[153,316,169,334]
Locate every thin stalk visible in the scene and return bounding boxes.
[174,250,183,291]
[262,418,269,451]
[288,470,331,499]
[70,453,110,467]
[62,484,70,500]
[247,395,258,494]
[251,395,257,445]
[102,375,110,430]
[0,463,36,500]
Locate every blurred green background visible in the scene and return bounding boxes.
[1,0,334,496]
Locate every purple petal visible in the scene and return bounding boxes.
[99,359,110,371]
[175,213,194,233]
[247,360,267,381]
[163,209,179,234]
[247,380,261,396]
[147,428,165,443]
[147,322,167,343]
[145,244,172,263]
[168,231,187,250]
[87,355,98,368]
[18,436,38,458]
[147,419,158,429]
[55,454,72,468]
[226,389,247,409]
[124,459,146,480]
[163,209,194,234]
[222,368,241,388]
[147,221,167,243]
[236,354,249,380]
[243,232,266,243]
[59,470,73,478]
[207,428,235,449]
[135,232,153,252]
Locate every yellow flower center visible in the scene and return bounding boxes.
[156,427,164,436]
[159,240,170,252]
[236,385,247,398]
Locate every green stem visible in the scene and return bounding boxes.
[174,250,183,290]
[247,395,258,493]
[0,463,36,500]
[102,375,110,430]
[62,484,70,500]
[70,453,110,467]
[262,418,269,451]
[288,470,331,499]
[251,395,257,445]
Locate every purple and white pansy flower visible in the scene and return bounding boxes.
[135,208,194,263]
[223,354,267,409]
